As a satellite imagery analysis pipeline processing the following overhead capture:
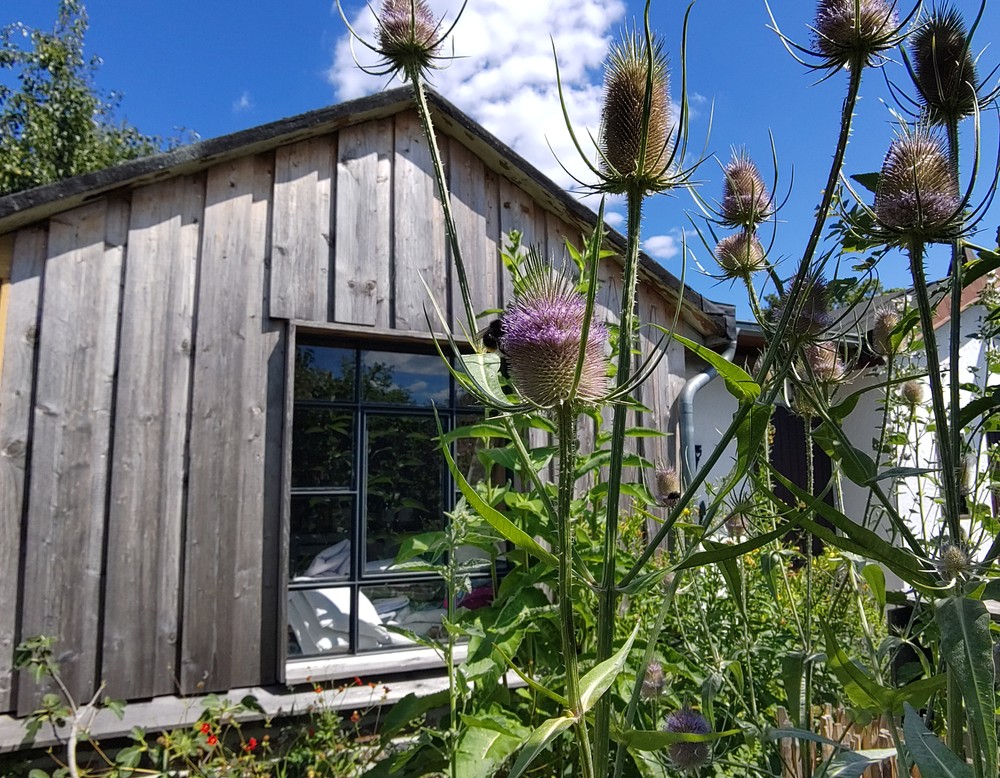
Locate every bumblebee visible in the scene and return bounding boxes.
[478,317,505,352]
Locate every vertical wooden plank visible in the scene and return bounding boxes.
[271,137,335,321]
[0,234,12,373]
[498,179,540,307]
[19,201,127,715]
[0,227,46,713]
[334,121,392,327]
[545,212,575,274]
[393,111,447,332]
[102,176,203,699]
[448,141,500,331]
[182,155,284,694]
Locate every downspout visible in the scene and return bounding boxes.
[679,327,739,487]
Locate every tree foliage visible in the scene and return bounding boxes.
[0,0,185,196]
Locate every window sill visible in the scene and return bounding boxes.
[285,644,468,686]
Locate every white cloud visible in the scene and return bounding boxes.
[603,210,625,230]
[233,90,254,113]
[329,0,627,191]
[642,234,679,261]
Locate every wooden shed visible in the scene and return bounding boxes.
[0,86,734,742]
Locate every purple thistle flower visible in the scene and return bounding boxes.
[813,0,900,69]
[664,707,712,771]
[802,342,846,383]
[500,262,608,407]
[654,463,682,507]
[874,129,961,241]
[720,152,772,228]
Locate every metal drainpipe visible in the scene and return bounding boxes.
[679,328,739,488]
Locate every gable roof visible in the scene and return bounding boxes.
[0,86,734,338]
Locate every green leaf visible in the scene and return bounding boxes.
[903,702,973,778]
[736,402,772,475]
[867,466,935,482]
[851,172,880,194]
[437,414,558,569]
[379,690,450,739]
[702,539,744,617]
[812,422,876,485]
[455,723,525,778]
[826,748,897,777]
[964,245,1000,287]
[822,623,886,713]
[506,715,575,778]
[459,352,508,406]
[781,653,804,726]
[115,745,143,768]
[578,624,640,713]
[935,597,997,776]
[669,333,760,401]
[675,515,802,571]
[862,564,886,611]
[958,387,1000,431]
[620,727,740,751]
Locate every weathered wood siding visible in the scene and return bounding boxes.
[0,106,692,714]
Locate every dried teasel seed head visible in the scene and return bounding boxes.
[715,231,766,280]
[664,707,712,771]
[500,255,609,407]
[911,5,979,125]
[872,306,900,355]
[937,543,971,580]
[721,151,772,228]
[900,379,925,405]
[655,463,682,507]
[600,30,671,191]
[874,129,961,241]
[813,0,900,69]
[641,661,666,700]
[377,0,439,75]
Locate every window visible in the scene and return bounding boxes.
[287,341,489,663]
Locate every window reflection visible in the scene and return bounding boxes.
[362,351,450,406]
[291,408,353,489]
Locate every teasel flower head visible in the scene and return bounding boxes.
[598,29,674,194]
[802,341,846,383]
[937,542,972,580]
[900,378,925,405]
[664,707,712,771]
[873,127,963,243]
[641,661,666,700]
[500,254,609,408]
[715,231,767,281]
[812,0,901,70]
[654,463,682,508]
[910,5,980,126]
[770,277,832,342]
[872,306,900,355]
[339,0,451,82]
[721,151,772,228]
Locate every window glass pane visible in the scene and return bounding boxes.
[289,496,353,579]
[454,413,488,487]
[287,586,353,657]
[366,414,444,569]
[361,351,450,406]
[292,408,354,488]
[359,581,448,651]
[295,346,355,402]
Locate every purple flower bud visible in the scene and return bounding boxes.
[872,306,900,355]
[721,152,771,228]
[654,464,682,507]
[802,342,846,383]
[641,661,666,700]
[911,6,979,125]
[874,129,961,240]
[664,707,712,771]
[715,231,766,280]
[500,265,608,407]
[813,0,899,68]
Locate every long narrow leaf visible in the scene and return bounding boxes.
[666,331,760,401]
[579,624,640,713]
[903,702,974,778]
[506,716,575,778]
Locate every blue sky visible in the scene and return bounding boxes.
[3,1,998,319]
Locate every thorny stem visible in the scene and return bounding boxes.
[802,413,815,778]
[556,403,594,778]
[408,70,479,334]
[595,184,644,773]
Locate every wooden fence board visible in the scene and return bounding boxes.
[334,121,392,327]
[0,228,46,713]
[393,111,447,332]
[498,179,540,306]
[19,201,127,714]
[181,155,284,693]
[271,137,334,321]
[102,176,204,699]
[448,141,499,331]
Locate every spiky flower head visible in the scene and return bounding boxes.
[911,6,979,125]
[872,306,900,355]
[771,277,832,341]
[813,0,900,69]
[641,661,666,700]
[599,29,672,193]
[721,151,772,228]
[664,707,712,771]
[725,496,754,539]
[937,543,971,580]
[900,379,925,405]
[874,128,962,242]
[802,342,846,383]
[374,0,440,78]
[500,254,608,407]
[715,231,766,280]
[654,463,682,507]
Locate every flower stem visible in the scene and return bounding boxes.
[556,403,594,778]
